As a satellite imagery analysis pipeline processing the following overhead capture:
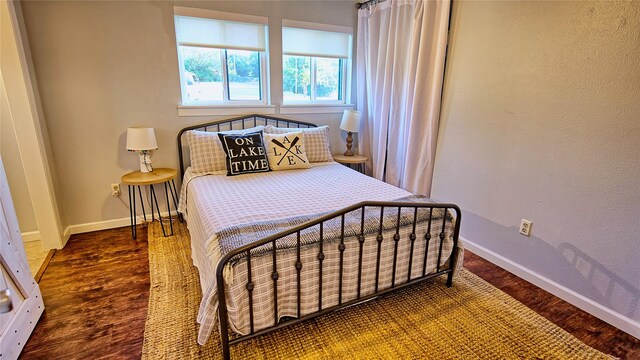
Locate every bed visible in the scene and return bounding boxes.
[177,114,462,359]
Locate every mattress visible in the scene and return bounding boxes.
[179,162,462,344]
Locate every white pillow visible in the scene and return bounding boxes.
[186,125,265,173]
[264,132,311,171]
[264,125,332,163]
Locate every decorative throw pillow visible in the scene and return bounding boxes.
[264,125,333,163]
[217,131,270,176]
[186,126,264,173]
[263,132,311,171]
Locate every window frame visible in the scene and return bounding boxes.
[282,56,347,105]
[281,20,353,106]
[174,7,270,107]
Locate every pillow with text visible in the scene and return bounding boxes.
[186,125,265,174]
[264,132,311,171]
[217,131,270,176]
[264,125,333,163]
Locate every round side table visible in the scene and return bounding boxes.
[121,168,180,239]
[332,154,369,174]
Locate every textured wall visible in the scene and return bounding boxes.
[433,1,640,322]
[20,0,357,226]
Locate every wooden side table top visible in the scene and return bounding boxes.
[332,154,368,164]
[121,168,177,185]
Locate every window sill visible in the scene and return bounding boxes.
[177,104,355,117]
[279,104,354,115]
[178,104,276,117]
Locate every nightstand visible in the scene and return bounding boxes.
[333,154,369,174]
[121,168,180,239]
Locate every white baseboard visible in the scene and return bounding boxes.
[66,211,179,236]
[462,236,640,340]
[63,226,71,243]
[22,229,71,248]
[67,217,131,235]
[21,230,40,242]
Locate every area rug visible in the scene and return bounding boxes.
[142,221,612,359]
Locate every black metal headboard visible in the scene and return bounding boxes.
[177,114,318,177]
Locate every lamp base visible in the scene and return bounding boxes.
[138,151,154,173]
[344,132,354,156]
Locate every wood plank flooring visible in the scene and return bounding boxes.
[19,225,640,359]
[464,252,640,359]
[19,226,150,359]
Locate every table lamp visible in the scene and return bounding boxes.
[340,109,361,156]
[126,127,158,173]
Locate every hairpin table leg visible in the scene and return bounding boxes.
[149,186,155,222]
[128,185,135,239]
[169,179,184,223]
[164,182,174,236]
[150,185,167,237]
[132,185,137,239]
[122,168,178,239]
[138,185,147,221]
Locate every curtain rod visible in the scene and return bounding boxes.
[356,0,387,10]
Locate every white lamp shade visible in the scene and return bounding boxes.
[340,110,361,133]
[126,127,158,151]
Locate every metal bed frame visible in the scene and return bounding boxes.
[177,114,317,178]
[177,114,461,359]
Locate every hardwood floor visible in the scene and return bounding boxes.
[464,252,640,359]
[19,225,640,359]
[19,226,150,360]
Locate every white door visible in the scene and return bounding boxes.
[0,157,44,359]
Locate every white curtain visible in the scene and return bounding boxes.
[356,0,450,196]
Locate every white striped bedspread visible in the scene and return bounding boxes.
[178,162,464,345]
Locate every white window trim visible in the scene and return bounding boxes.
[173,10,356,115]
[281,19,353,106]
[279,104,354,115]
[282,56,350,105]
[282,19,352,35]
[174,6,268,25]
[176,104,352,117]
[174,7,270,107]
[177,47,270,106]
[220,50,230,102]
[177,104,276,117]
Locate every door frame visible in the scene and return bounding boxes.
[1,0,68,250]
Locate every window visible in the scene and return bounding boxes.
[174,8,269,105]
[282,21,352,104]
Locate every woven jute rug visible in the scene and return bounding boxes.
[142,221,612,359]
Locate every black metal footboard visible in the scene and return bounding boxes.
[215,201,461,359]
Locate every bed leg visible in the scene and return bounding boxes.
[220,320,231,360]
[218,272,231,360]
[221,337,231,360]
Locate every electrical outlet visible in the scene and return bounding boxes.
[519,219,532,236]
[111,183,121,197]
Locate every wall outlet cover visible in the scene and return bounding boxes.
[519,219,532,236]
[111,183,121,197]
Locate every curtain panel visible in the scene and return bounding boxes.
[356,0,450,196]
